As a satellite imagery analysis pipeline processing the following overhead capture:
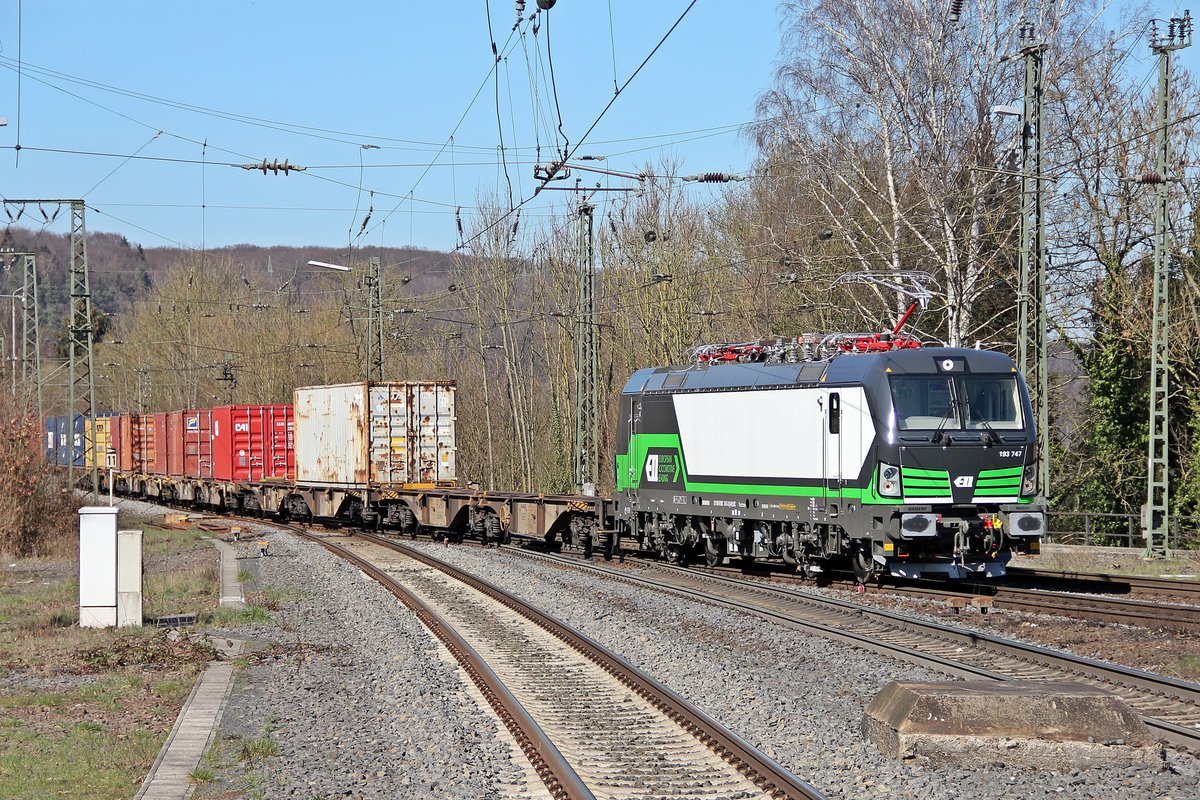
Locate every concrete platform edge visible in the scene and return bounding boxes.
[134,537,246,799]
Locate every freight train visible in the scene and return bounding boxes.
[48,344,1044,582]
[48,381,611,554]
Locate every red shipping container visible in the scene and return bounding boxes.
[211,405,294,482]
[165,410,212,479]
[181,409,214,479]
[167,412,185,478]
[133,413,168,475]
[116,414,134,473]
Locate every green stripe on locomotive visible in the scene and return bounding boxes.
[615,432,907,503]
[616,433,1033,506]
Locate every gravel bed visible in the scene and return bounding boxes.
[105,500,1199,799]
[795,581,1200,683]
[196,531,527,800]
[405,540,1200,800]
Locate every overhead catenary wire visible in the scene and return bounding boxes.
[410,1,707,292]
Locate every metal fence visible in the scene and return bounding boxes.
[1046,510,1200,550]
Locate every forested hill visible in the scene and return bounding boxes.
[0,226,453,334]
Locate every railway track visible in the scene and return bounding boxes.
[501,545,1200,752]
[286,525,824,800]
[820,575,1200,634]
[615,555,1200,633]
[1004,565,1200,599]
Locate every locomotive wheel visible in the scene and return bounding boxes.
[852,548,873,584]
[703,537,724,567]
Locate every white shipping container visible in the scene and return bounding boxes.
[294,381,456,486]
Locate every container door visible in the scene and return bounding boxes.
[132,415,144,472]
[368,384,406,484]
[55,416,66,466]
[166,413,184,477]
[184,410,213,479]
[97,417,114,471]
[118,415,133,473]
[211,407,232,481]
[151,413,168,475]
[234,406,256,482]
[44,417,57,464]
[72,414,86,467]
[436,385,455,482]
[265,404,293,480]
[410,383,455,484]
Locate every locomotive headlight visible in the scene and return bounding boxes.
[879,463,901,497]
[1021,464,1037,496]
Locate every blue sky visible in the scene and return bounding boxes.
[0,1,783,254]
[0,2,1195,256]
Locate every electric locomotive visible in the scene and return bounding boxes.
[613,344,1045,581]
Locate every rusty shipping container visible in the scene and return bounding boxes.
[294,382,455,486]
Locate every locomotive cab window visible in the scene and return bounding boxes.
[891,375,1023,431]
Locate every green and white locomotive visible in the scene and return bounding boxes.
[613,344,1044,581]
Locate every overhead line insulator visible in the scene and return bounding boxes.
[682,172,744,183]
[238,159,307,175]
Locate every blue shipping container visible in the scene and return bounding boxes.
[71,414,86,467]
[55,415,69,466]
[44,416,58,464]
[48,413,116,467]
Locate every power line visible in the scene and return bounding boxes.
[535,0,702,193]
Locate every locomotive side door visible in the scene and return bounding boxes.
[627,398,640,498]
[823,391,843,509]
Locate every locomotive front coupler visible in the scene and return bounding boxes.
[892,509,1000,542]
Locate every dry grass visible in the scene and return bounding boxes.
[0,522,222,799]
[0,397,80,559]
[1017,544,1200,578]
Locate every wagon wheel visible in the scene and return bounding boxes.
[599,529,615,562]
[704,536,724,567]
[484,514,502,547]
[665,542,686,565]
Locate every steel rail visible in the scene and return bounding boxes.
[982,587,1200,633]
[289,527,594,800]
[504,546,1200,752]
[812,577,1200,634]
[1005,565,1200,598]
[629,557,1200,633]
[352,533,825,800]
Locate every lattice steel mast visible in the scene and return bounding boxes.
[1142,12,1192,558]
[366,256,384,381]
[20,252,41,418]
[1014,20,1050,500]
[4,200,96,494]
[68,202,99,495]
[574,202,598,496]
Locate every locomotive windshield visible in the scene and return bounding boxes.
[891,374,1024,431]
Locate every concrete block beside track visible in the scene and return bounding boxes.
[863,680,1160,769]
